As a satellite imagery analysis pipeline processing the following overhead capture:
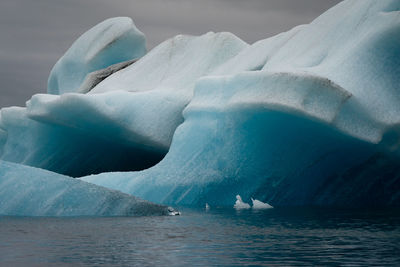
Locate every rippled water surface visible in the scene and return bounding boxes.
[1,208,400,266]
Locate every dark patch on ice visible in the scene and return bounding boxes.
[78,59,138,93]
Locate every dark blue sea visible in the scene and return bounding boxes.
[1,208,400,266]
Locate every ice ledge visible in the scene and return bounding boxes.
[0,160,170,217]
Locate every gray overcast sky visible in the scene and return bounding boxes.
[0,0,341,108]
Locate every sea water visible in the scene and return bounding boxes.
[1,208,400,266]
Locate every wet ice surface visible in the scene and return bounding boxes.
[1,208,400,266]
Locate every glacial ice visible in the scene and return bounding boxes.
[0,160,169,216]
[47,17,146,95]
[0,0,400,216]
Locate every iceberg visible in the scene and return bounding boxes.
[0,160,169,216]
[0,0,399,215]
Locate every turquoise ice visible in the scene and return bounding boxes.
[0,160,169,216]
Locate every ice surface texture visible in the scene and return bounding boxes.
[0,161,169,216]
[0,106,166,177]
[47,17,146,95]
[0,31,246,177]
[1,0,400,215]
[82,0,400,207]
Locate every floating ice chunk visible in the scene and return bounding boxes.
[0,160,169,217]
[48,17,146,95]
[167,207,181,216]
[234,195,251,210]
[251,198,273,209]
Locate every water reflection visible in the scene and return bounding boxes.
[1,208,400,266]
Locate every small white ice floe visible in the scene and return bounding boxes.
[205,203,210,210]
[167,207,181,216]
[251,198,273,209]
[234,195,251,210]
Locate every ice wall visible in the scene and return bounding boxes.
[82,72,400,206]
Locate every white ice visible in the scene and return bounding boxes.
[47,17,146,95]
[251,198,273,209]
[234,195,251,210]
